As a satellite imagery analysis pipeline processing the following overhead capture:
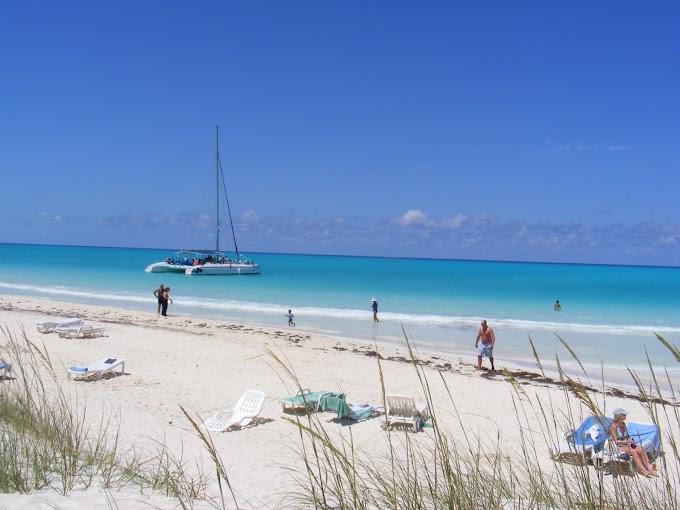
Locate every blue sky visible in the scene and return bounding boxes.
[1,1,678,266]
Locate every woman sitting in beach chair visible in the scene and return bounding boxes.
[610,408,658,477]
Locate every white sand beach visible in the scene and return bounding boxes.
[0,295,676,509]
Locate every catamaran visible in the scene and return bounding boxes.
[145,127,261,276]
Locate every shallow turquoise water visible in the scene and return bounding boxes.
[1,243,678,378]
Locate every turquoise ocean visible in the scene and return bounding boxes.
[1,244,678,383]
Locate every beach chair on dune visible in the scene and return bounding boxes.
[36,317,83,334]
[0,361,11,380]
[202,389,266,432]
[551,416,610,464]
[279,389,339,413]
[67,357,125,381]
[384,394,430,432]
[319,394,380,422]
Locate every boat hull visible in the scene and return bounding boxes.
[145,262,193,273]
[185,263,261,275]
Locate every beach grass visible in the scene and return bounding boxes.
[265,329,680,510]
[1,322,679,509]
[0,327,212,506]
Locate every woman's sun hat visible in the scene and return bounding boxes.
[613,407,628,417]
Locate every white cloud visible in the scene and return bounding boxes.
[241,209,259,222]
[195,213,211,228]
[441,214,467,229]
[38,213,63,224]
[608,145,630,152]
[397,209,430,227]
[471,213,494,226]
[532,140,591,158]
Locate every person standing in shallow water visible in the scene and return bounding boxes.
[153,284,165,315]
[554,300,561,311]
[371,298,379,322]
[161,287,173,317]
[475,319,495,370]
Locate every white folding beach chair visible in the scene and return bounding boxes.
[384,394,430,432]
[36,321,60,333]
[55,318,84,335]
[202,389,266,432]
[0,361,11,380]
[59,325,82,338]
[61,324,105,338]
[37,317,82,334]
[67,357,125,381]
[65,324,104,338]
[78,325,105,338]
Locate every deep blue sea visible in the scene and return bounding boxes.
[1,244,678,381]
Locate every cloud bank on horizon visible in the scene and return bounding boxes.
[3,205,677,266]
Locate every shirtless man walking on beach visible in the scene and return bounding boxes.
[475,319,495,370]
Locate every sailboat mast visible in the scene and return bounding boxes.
[215,125,241,261]
[215,125,220,253]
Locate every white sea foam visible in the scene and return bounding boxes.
[3,280,679,337]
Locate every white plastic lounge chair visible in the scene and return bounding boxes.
[78,325,105,338]
[60,324,105,339]
[279,389,338,413]
[37,321,60,333]
[55,319,84,335]
[36,317,82,334]
[67,357,125,381]
[0,361,11,380]
[384,394,430,432]
[58,327,75,338]
[202,389,266,432]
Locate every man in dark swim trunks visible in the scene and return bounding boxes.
[153,284,165,315]
[161,287,173,317]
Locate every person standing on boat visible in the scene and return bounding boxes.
[153,284,165,315]
[161,287,173,317]
[371,298,379,322]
